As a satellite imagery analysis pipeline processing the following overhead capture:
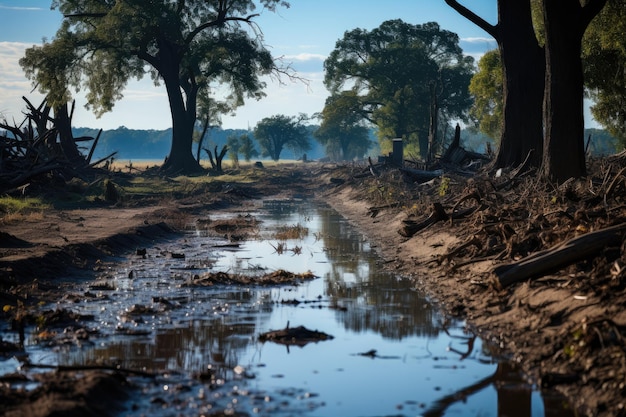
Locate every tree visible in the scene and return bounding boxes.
[541,0,607,182]
[468,50,504,141]
[583,0,626,147]
[226,133,258,166]
[323,20,474,159]
[254,115,311,161]
[238,134,259,162]
[20,0,289,174]
[227,134,242,168]
[314,92,372,161]
[446,0,545,170]
[195,89,229,163]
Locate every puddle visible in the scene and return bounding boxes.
[1,201,575,416]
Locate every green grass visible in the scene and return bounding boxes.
[0,196,50,214]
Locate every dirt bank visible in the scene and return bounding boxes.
[1,162,625,416]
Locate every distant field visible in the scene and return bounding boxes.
[109,159,302,171]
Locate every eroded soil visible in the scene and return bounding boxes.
[1,160,626,416]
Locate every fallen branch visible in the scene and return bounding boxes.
[399,202,448,237]
[493,222,626,288]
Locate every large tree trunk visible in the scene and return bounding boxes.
[158,44,203,175]
[445,0,545,171]
[54,102,85,166]
[161,80,202,174]
[541,0,606,183]
[495,1,544,170]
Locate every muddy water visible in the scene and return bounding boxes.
[5,200,574,416]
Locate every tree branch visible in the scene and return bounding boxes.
[444,0,499,40]
[64,12,107,18]
[580,0,608,29]
[185,14,260,45]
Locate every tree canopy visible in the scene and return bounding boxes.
[583,0,626,146]
[254,114,311,161]
[468,50,503,141]
[20,0,289,174]
[323,20,474,158]
[314,92,372,161]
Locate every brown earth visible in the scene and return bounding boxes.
[1,160,626,416]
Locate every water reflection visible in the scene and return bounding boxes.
[9,200,574,416]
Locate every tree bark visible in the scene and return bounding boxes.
[445,0,544,170]
[54,102,85,166]
[157,39,203,175]
[541,0,607,183]
[495,1,545,170]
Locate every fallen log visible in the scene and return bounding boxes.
[399,167,443,182]
[494,222,626,288]
[399,202,448,237]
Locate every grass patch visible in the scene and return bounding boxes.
[274,223,309,240]
[0,196,49,224]
[0,196,50,214]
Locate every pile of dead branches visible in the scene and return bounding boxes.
[389,153,626,292]
[0,97,110,194]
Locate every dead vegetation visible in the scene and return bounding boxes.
[0,97,111,195]
[183,269,317,286]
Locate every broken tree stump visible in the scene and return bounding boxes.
[493,222,626,288]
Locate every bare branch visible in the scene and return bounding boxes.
[444,0,499,40]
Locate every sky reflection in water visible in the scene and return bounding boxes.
[12,200,573,417]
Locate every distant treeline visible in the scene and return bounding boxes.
[73,126,329,161]
[72,125,619,162]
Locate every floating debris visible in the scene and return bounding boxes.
[183,269,317,286]
[259,322,333,347]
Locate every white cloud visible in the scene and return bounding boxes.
[462,36,496,44]
[0,5,43,11]
[285,53,326,62]
[0,42,46,122]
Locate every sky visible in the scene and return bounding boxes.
[1,1,500,131]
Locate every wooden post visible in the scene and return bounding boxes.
[392,138,403,167]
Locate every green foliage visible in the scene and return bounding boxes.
[323,19,474,158]
[438,176,450,197]
[254,115,311,161]
[314,92,372,161]
[469,49,503,141]
[0,196,49,215]
[238,134,260,162]
[226,133,259,166]
[583,0,626,146]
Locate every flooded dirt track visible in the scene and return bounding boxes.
[1,200,575,416]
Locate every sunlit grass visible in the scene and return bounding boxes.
[0,196,49,223]
[0,196,50,214]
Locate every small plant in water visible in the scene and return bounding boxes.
[274,223,309,240]
[270,242,286,254]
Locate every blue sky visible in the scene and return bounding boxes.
[0,1,498,130]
